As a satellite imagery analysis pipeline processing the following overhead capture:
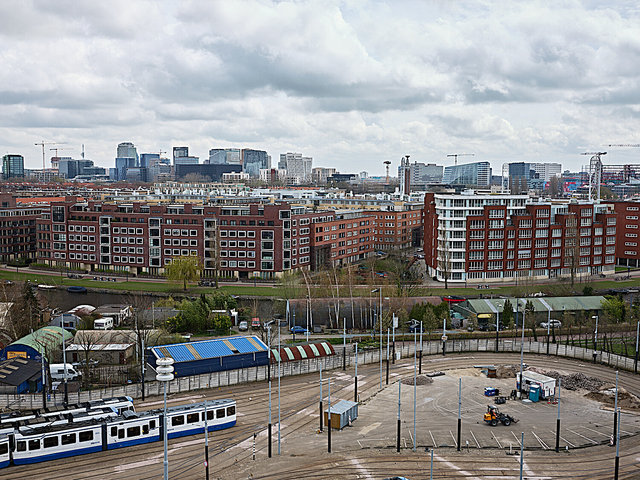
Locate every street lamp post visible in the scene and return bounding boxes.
[593,315,599,364]
[156,357,175,480]
[495,303,503,353]
[60,329,68,406]
[546,304,551,356]
[265,320,274,458]
[519,299,525,399]
[371,288,382,390]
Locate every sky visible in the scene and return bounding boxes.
[1,0,640,175]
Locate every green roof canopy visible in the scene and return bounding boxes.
[464,296,606,315]
[10,326,73,355]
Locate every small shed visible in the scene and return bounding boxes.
[517,371,556,399]
[148,335,269,377]
[50,313,82,330]
[66,343,135,365]
[0,357,43,394]
[324,399,358,430]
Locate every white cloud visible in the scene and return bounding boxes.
[0,0,639,174]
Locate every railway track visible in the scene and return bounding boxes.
[4,352,640,479]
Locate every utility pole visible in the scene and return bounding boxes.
[397,379,401,453]
[556,379,561,453]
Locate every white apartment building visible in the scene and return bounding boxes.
[532,163,562,182]
[279,153,313,182]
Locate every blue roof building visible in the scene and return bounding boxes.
[148,335,269,377]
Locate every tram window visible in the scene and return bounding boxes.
[226,406,235,416]
[142,424,149,435]
[0,443,8,455]
[16,441,26,452]
[149,420,156,430]
[171,416,185,427]
[206,410,214,421]
[111,427,118,437]
[127,426,140,437]
[216,409,225,419]
[44,437,59,448]
[79,431,93,442]
[187,413,199,424]
[118,429,125,439]
[61,433,76,445]
[28,439,40,450]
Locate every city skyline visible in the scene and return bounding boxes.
[1,1,640,174]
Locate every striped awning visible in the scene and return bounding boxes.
[271,342,335,363]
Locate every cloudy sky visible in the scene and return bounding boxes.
[1,0,640,175]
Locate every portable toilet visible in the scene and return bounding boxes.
[529,385,540,402]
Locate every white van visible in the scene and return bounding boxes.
[49,364,81,382]
[94,317,114,330]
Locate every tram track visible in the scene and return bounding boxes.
[4,351,640,479]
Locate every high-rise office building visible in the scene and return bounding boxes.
[208,148,242,165]
[2,154,24,179]
[241,149,269,178]
[399,162,443,185]
[279,152,312,183]
[443,161,491,186]
[173,146,189,164]
[117,142,138,163]
[139,153,159,169]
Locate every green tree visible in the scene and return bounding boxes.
[165,256,202,290]
[501,299,514,330]
[422,306,438,335]
[601,296,627,324]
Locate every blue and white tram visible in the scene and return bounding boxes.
[0,435,9,469]
[0,398,236,467]
[12,422,104,465]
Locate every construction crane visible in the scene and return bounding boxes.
[35,141,65,170]
[581,151,607,202]
[447,153,474,166]
[383,161,391,184]
[50,147,68,157]
[605,144,640,148]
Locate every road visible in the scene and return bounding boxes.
[4,352,640,479]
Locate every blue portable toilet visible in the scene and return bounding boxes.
[529,385,540,402]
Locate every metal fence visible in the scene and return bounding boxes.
[1,338,636,409]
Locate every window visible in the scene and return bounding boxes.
[17,441,26,452]
[172,415,185,426]
[187,413,199,423]
[61,433,76,445]
[216,408,226,419]
[227,405,236,416]
[127,426,141,437]
[79,431,93,442]
[44,436,59,448]
[29,439,41,450]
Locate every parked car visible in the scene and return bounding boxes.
[290,326,308,334]
[540,319,562,329]
[238,321,249,331]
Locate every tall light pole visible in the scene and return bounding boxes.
[278,319,281,455]
[372,288,382,390]
[60,328,68,406]
[265,320,274,458]
[496,303,503,353]
[592,315,599,364]
[519,299,525,399]
[156,357,175,480]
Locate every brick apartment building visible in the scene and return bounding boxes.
[611,201,640,268]
[0,194,42,263]
[370,209,422,251]
[423,192,617,284]
[35,198,376,279]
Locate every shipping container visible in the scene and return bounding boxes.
[324,400,358,430]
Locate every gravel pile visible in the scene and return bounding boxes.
[401,375,434,386]
[532,369,606,391]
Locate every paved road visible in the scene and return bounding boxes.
[4,352,640,479]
